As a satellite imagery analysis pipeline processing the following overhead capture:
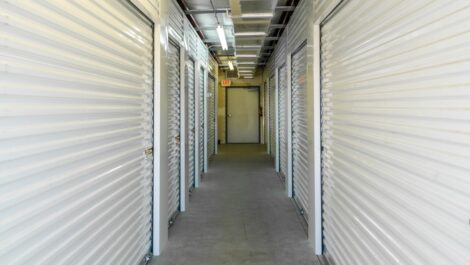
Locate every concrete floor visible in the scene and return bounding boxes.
[150,144,321,265]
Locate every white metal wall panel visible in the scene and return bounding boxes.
[269,75,276,158]
[168,0,184,42]
[321,1,470,265]
[198,67,205,177]
[278,65,288,178]
[291,44,309,220]
[186,60,196,189]
[276,33,287,67]
[287,0,308,51]
[184,19,198,58]
[0,1,153,264]
[208,75,216,158]
[167,41,181,220]
[264,80,269,149]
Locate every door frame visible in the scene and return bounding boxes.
[225,86,261,144]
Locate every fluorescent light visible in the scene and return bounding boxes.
[237,62,256,65]
[239,70,253,73]
[237,54,258,58]
[228,61,234,71]
[216,25,228,50]
[240,13,273,18]
[234,32,266,37]
[238,66,256,69]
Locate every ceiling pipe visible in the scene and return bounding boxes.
[175,0,222,64]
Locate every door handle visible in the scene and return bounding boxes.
[227,114,232,118]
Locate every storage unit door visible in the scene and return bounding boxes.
[198,67,205,177]
[269,75,276,158]
[291,44,309,220]
[0,1,153,264]
[321,2,470,265]
[186,59,196,190]
[167,41,181,221]
[208,75,216,158]
[278,65,288,178]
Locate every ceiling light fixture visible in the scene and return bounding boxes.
[237,62,256,65]
[216,25,228,50]
[234,32,266,37]
[238,66,256,69]
[236,54,258,58]
[228,61,234,71]
[239,13,273,18]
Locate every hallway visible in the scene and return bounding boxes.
[151,145,320,265]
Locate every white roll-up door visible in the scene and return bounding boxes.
[167,41,181,222]
[278,65,288,179]
[198,67,205,178]
[0,1,153,264]
[208,75,216,158]
[321,1,470,265]
[269,75,276,158]
[291,43,309,220]
[186,59,196,190]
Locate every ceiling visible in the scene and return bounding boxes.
[176,0,299,79]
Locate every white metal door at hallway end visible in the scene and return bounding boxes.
[167,41,181,224]
[226,87,260,144]
[321,1,470,265]
[0,1,153,264]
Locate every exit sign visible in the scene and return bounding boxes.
[221,79,231,86]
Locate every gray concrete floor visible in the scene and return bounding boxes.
[150,144,321,265]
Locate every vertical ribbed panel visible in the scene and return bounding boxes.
[198,67,205,177]
[186,60,196,189]
[276,33,287,66]
[287,0,308,51]
[209,56,218,78]
[321,1,470,265]
[184,19,198,58]
[167,41,180,220]
[0,1,153,264]
[264,81,269,148]
[269,75,276,158]
[197,40,208,66]
[278,65,288,178]
[291,44,308,221]
[208,75,216,158]
[168,0,183,42]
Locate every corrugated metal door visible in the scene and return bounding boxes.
[269,75,276,158]
[291,43,309,220]
[0,1,153,264]
[198,67,205,178]
[167,41,181,222]
[186,59,196,190]
[321,1,470,264]
[278,65,288,179]
[208,75,216,158]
